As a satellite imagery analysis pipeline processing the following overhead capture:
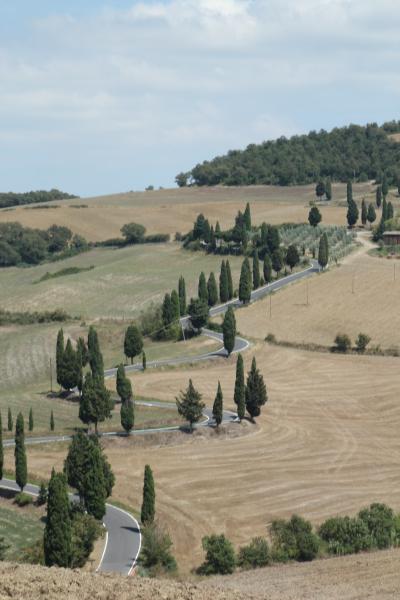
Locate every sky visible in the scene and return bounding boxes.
[1,0,400,196]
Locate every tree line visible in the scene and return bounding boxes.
[0,189,77,209]
[176,122,400,187]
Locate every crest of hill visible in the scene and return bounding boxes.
[182,120,400,187]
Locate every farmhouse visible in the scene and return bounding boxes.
[382,231,400,245]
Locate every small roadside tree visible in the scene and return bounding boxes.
[88,326,104,381]
[213,382,223,428]
[222,307,236,356]
[245,358,267,421]
[50,410,55,431]
[244,202,252,230]
[318,233,329,270]
[286,245,300,272]
[15,413,27,491]
[124,324,143,365]
[176,379,205,432]
[141,465,155,525]
[188,297,208,331]
[308,206,322,227]
[334,333,351,353]
[347,180,353,204]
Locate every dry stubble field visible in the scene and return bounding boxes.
[0,182,377,240]
[8,342,400,575]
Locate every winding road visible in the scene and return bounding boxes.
[0,258,320,575]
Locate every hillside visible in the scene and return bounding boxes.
[181,121,400,187]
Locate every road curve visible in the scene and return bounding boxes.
[0,478,141,575]
[0,259,320,575]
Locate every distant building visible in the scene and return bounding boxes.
[382,231,400,245]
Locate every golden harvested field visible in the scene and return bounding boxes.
[235,234,400,349]
[0,183,375,241]
[9,342,400,573]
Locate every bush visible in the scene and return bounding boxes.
[140,522,177,576]
[318,516,371,555]
[355,333,371,353]
[237,537,270,569]
[270,515,319,562]
[265,333,277,344]
[70,511,103,568]
[333,333,352,353]
[36,482,47,506]
[14,492,33,507]
[198,534,236,575]
[207,321,223,333]
[358,503,396,549]
[143,234,170,243]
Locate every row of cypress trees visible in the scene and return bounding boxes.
[198,260,234,308]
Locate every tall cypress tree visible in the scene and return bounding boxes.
[226,260,234,300]
[141,464,155,525]
[83,443,107,520]
[178,276,187,316]
[234,354,245,421]
[15,413,27,491]
[318,233,329,269]
[116,364,132,402]
[272,248,283,276]
[207,272,219,307]
[215,221,221,236]
[219,260,229,303]
[213,382,223,428]
[367,203,376,227]
[222,307,236,356]
[171,290,180,321]
[261,222,268,246]
[387,201,394,220]
[142,351,147,371]
[244,202,252,230]
[361,198,367,225]
[176,379,205,432]
[382,172,389,198]
[0,413,3,481]
[382,197,388,221]
[263,254,272,283]
[325,178,332,200]
[245,357,267,421]
[56,328,65,387]
[162,293,174,326]
[59,339,80,391]
[239,258,252,304]
[376,186,382,208]
[347,199,359,228]
[28,408,34,432]
[124,325,143,364]
[88,326,104,381]
[252,251,260,289]
[7,408,12,432]
[117,364,135,433]
[198,272,208,304]
[44,470,71,567]
[346,180,353,204]
[121,398,135,434]
[50,410,55,431]
[76,337,89,368]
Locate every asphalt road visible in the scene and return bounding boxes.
[0,259,320,575]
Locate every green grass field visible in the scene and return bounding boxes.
[0,243,243,319]
[0,504,44,560]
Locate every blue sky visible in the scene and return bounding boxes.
[1,0,400,196]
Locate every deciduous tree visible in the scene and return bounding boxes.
[286,245,300,271]
[308,206,322,227]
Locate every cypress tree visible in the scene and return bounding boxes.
[382,197,388,221]
[347,199,359,228]
[308,206,322,227]
[315,181,325,200]
[245,357,267,421]
[234,354,246,421]
[207,272,219,307]
[178,276,187,316]
[171,289,180,321]
[263,254,272,283]
[7,408,12,432]
[15,413,27,491]
[219,260,229,303]
[222,307,236,356]
[226,260,234,299]
[212,381,223,428]
[88,326,104,381]
[50,410,55,431]
[267,226,280,254]
[176,379,205,432]
[387,201,394,220]
[318,233,329,269]
[272,248,283,275]
[83,443,107,520]
[56,328,65,387]
[76,336,89,368]
[0,413,3,480]
[367,203,376,227]
[215,221,221,236]
[28,408,34,432]
[116,364,132,402]
[376,185,382,208]
[261,222,268,246]
[124,324,143,364]
[59,339,80,391]
[361,199,367,225]
[44,470,71,567]
[239,258,252,304]
[141,464,156,524]
[121,398,135,434]
[382,172,389,198]
[325,178,332,200]
[252,251,260,289]
[162,293,174,326]
[244,202,251,230]
[346,180,353,204]
[198,272,208,304]
[209,225,216,251]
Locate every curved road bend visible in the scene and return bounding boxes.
[0,478,141,575]
[0,259,320,574]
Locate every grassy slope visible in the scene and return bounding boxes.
[0,504,43,560]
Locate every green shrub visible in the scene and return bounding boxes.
[137,303,163,338]
[36,482,48,506]
[355,333,371,353]
[265,333,277,343]
[318,516,371,555]
[70,511,103,568]
[140,522,177,576]
[198,534,236,575]
[14,492,33,507]
[333,333,352,353]
[270,515,319,562]
[358,503,396,549]
[237,537,270,569]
